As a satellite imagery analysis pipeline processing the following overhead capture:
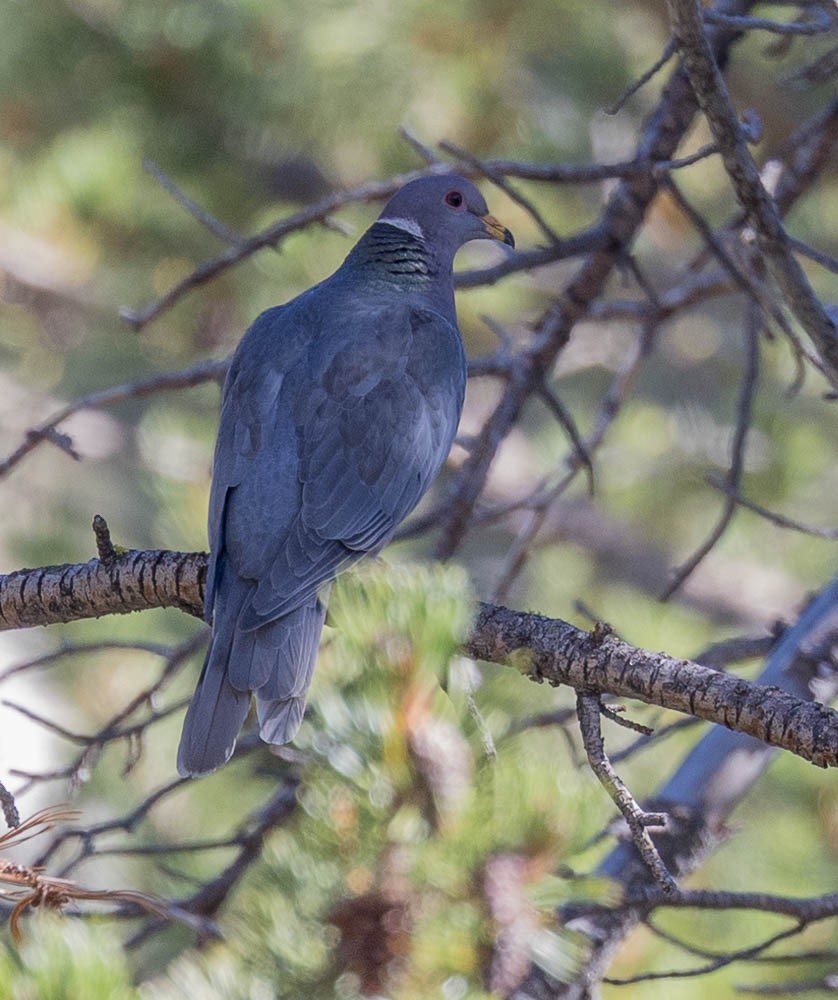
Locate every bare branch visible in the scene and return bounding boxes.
[0,358,227,480]
[786,234,838,274]
[605,921,806,984]
[434,21,733,560]
[125,776,299,946]
[576,692,677,895]
[397,125,443,165]
[468,601,838,770]
[663,311,760,597]
[708,476,838,538]
[92,514,118,566]
[4,551,838,769]
[605,38,678,115]
[144,159,247,246]
[0,550,206,629]
[703,8,833,36]
[667,0,838,384]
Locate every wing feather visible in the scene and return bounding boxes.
[212,300,465,632]
[184,252,468,773]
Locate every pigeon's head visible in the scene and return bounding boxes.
[376,175,514,261]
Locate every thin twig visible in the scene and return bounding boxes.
[0,641,176,682]
[703,8,833,35]
[144,159,247,245]
[662,174,796,343]
[605,38,678,115]
[663,311,760,599]
[536,381,595,495]
[0,358,227,480]
[786,235,838,275]
[708,476,838,539]
[92,514,117,566]
[397,125,442,165]
[668,0,838,384]
[599,703,654,737]
[576,692,677,895]
[605,921,807,984]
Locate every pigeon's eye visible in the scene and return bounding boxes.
[444,190,464,210]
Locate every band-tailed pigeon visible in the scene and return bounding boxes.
[177,175,514,777]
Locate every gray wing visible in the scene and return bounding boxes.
[203,305,305,620]
[211,299,466,633]
[179,299,464,774]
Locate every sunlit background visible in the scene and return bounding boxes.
[1,1,837,997]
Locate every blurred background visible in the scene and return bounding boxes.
[0,1,837,997]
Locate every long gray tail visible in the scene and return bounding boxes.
[177,590,327,778]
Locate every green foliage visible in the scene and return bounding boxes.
[132,561,598,998]
[0,917,138,1000]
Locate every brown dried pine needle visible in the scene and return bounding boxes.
[0,804,169,942]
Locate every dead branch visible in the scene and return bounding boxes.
[0,358,227,480]
[667,0,838,384]
[575,692,676,894]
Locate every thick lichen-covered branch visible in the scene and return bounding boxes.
[2,549,837,771]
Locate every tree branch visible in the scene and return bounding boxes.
[575,692,677,895]
[467,602,838,770]
[0,358,227,480]
[667,0,838,384]
[0,550,206,630]
[3,549,837,771]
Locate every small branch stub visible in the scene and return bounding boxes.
[92,515,118,567]
[0,782,20,831]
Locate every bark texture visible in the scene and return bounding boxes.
[2,550,837,771]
